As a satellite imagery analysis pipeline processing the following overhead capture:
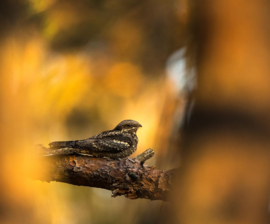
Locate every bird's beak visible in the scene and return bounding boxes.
[138,124,142,128]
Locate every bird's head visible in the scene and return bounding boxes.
[114,119,142,134]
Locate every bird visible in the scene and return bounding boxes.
[48,119,142,158]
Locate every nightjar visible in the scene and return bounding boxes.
[49,119,142,158]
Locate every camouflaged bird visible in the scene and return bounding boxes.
[49,120,142,158]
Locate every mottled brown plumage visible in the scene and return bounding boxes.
[49,120,142,158]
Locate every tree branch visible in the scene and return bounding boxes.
[33,147,175,201]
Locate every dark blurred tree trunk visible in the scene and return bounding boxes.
[172,0,270,224]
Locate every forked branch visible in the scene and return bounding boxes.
[33,146,175,201]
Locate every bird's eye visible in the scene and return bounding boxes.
[126,125,132,127]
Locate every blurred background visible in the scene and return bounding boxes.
[0,0,188,223]
[1,0,270,224]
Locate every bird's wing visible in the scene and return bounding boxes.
[92,137,131,152]
[76,134,133,152]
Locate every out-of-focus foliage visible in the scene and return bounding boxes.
[0,0,188,223]
[2,0,270,224]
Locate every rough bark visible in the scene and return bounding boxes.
[33,147,175,201]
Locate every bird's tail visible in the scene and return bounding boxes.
[49,140,76,149]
